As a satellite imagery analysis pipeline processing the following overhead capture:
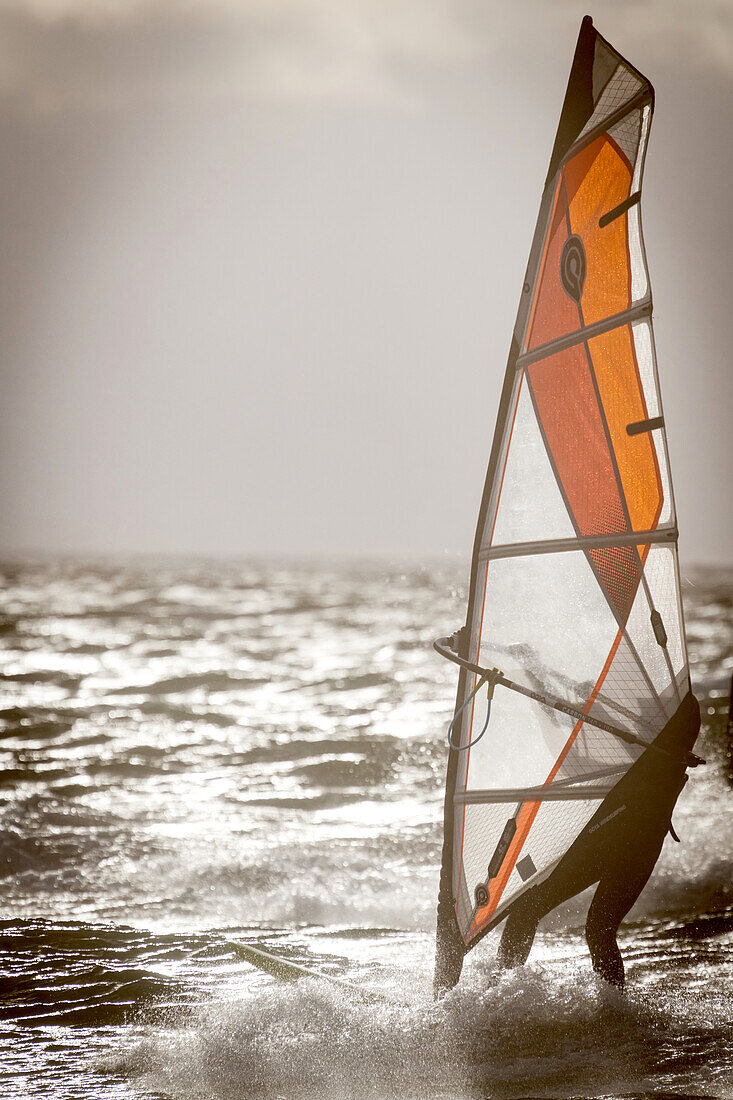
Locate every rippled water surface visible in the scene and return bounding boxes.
[1,557,731,1099]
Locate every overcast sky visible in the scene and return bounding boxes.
[0,0,730,565]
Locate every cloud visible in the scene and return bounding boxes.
[0,0,485,114]
[0,0,729,115]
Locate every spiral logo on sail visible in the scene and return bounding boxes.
[560,235,586,302]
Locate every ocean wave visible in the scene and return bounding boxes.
[106,672,270,696]
[112,958,733,1099]
[0,920,202,1026]
[0,558,730,1098]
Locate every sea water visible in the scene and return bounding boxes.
[0,557,731,1099]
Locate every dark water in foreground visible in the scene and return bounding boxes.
[0,557,731,1100]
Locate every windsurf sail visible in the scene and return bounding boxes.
[434,16,695,970]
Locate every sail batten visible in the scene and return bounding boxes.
[478,527,677,562]
[517,300,651,368]
[455,786,616,805]
[434,17,692,958]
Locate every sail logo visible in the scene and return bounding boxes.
[560,234,586,302]
[587,804,627,835]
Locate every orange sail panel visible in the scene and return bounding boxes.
[526,343,642,622]
[563,136,633,325]
[526,179,582,351]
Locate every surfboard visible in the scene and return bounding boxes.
[229,941,396,1004]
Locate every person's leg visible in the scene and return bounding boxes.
[497,889,542,967]
[498,853,602,969]
[585,836,664,989]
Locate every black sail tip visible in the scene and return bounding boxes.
[545,15,654,190]
[545,17,597,186]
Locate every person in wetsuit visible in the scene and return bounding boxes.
[435,691,701,995]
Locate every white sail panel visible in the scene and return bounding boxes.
[587,630,666,734]
[556,716,639,776]
[488,379,576,549]
[630,318,675,527]
[502,797,606,891]
[622,569,680,713]
[462,685,574,792]
[631,319,660,418]
[643,545,687,681]
[607,108,642,167]
[475,551,620,708]
[632,105,652,191]
[575,64,644,144]
[628,106,652,301]
[628,203,648,302]
[456,802,518,924]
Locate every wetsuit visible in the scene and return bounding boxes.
[434,691,700,995]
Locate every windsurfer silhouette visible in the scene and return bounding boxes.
[431,15,703,1003]
[434,691,701,995]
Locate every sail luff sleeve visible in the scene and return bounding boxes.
[436,17,688,957]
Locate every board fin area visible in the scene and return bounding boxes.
[229,940,398,1004]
